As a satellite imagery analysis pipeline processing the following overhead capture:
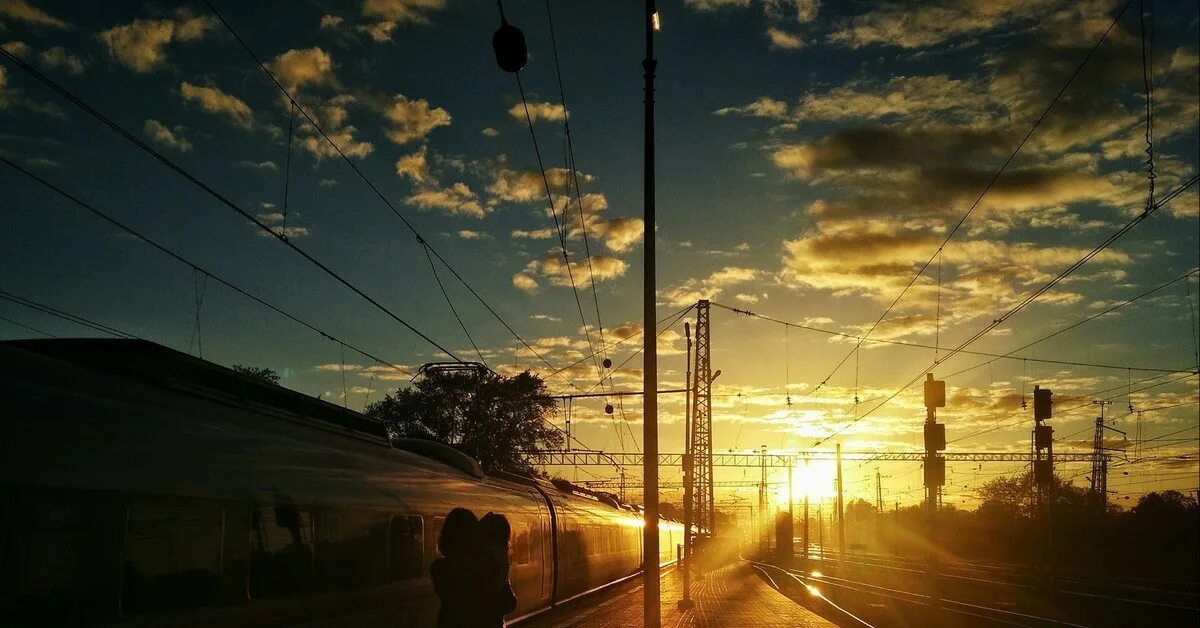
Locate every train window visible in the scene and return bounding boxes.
[389,515,423,580]
[315,511,388,591]
[512,522,533,566]
[249,505,315,599]
[122,502,223,615]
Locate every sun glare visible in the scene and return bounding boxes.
[774,461,838,503]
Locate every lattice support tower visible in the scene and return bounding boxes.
[689,299,715,534]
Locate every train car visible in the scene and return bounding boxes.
[0,339,680,626]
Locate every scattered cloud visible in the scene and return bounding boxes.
[143,119,191,151]
[98,13,215,73]
[714,96,789,120]
[180,81,253,129]
[38,46,86,73]
[512,272,539,294]
[829,0,1048,49]
[362,0,448,24]
[766,27,803,50]
[523,252,629,289]
[407,182,486,218]
[382,94,451,144]
[508,100,566,123]
[270,47,336,92]
[0,0,70,29]
[395,146,431,183]
[237,160,279,171]
[319,178,338,187]
[481,127,499,137]
[457,229,490,240]
[319,15,344,30]
[662,266,762,306]
[531,313,561,322]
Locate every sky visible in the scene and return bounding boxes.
[1,0,1198,509]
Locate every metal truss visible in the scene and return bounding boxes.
[523,450,1105,467]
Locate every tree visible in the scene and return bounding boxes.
[232,364,281,385]
[365,369,562,475]
[845,498,876,523]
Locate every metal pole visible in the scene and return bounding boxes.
[836,443,845,566]
[641,1,659,625]
[679,323,693,609]
[788,461,794,565]
[803,460,810,564]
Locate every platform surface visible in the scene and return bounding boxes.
[514,562,835,628]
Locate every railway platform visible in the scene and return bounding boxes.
[513,562,834,628]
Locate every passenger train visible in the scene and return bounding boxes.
[0,339,683,626]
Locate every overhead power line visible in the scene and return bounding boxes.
[0,314,56,338]
[812,174,1199,447]
[0,45,460,363]
[1,156,415,380]
[711,290,1191,373]
[199,1,588,392]
[795,0,1136,407]
[0,289,139,340]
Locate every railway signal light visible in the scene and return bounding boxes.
[924,422,946,451]
[924,373,945,409]
[1033,386,1052,420]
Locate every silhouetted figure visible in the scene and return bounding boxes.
[430,508,482,628]
[478,512,518,626]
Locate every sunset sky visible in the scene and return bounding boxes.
[2,0,1197,509]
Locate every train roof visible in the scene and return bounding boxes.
[3,338,390,441]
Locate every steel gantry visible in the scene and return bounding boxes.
[689,299,715,534]
[523,450,1107,467]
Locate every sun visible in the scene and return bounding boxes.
[775,460,838,503]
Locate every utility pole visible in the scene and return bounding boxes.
[923,373,947,609]
[1032,385,1054,584]
[759,444,766,554]
[679,323,693,610]
[691,301,715,536]
[1089,401,1122,513]
[801,461,811,564]
[788,460,795,566]
[875,468,883,551]
[836,444,845,567]
[641,1,659,625]
[817,504,824,559]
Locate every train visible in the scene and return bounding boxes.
[0,338,684,626]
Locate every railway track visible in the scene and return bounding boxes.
[747,556,1199,627]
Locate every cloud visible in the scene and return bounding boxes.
[395,146,430,183]
[38,46,86,73]
[237,160,279,171]
[98,13,215,73]
[524,253,629,288]
[257,212,285,222]
[319,178,337,187]
[714,96,790,120]
[2,41,30,57]
[360,21,398,42]
[508,100,566,123]
[295,94,373,160]
[406,182,486,218]
[319,14,344,29]
[0,65,62,116]
[829,0,1048,49]
[531,313,561,322]
[513,272,540,294]
[662,266,761,306]
[488,166,587,203]
[590,217,645,253]
[258,225,311,239]
[362,0,447,24]
[766,27,803,50]
[382,94,451,144]
[314,363,363,372]
[481,127,499,137]
[270,47,336,92]
[457,229,490,240]
[143,119,191,151]
[180,81,253,129]
[686,0,819,23]
[0,0,69,28]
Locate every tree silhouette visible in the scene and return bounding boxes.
[232,364,281,385]
[365,369,562,475]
